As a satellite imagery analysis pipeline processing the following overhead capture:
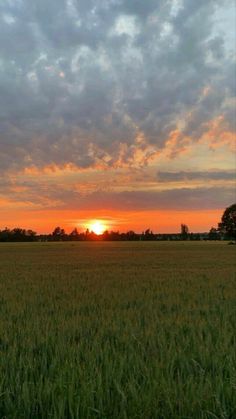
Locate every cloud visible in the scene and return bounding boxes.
[0,171,235,211]
[65,187,236,211]
[157,170,236,182]
[0,0,235,174]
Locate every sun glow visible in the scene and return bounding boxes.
[89,220,106,235]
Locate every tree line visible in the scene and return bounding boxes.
[0,204,235,242]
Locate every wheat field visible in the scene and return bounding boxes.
[0,242,235,418]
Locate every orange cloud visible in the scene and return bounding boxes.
[201,116,236,151]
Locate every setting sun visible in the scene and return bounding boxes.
[89,220,106,235]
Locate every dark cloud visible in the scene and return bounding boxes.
[157,170,236,182]
[63,187,236,211]
[0,0,235,174]
[1,173,235,211]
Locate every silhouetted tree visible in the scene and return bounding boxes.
[24,230,37,241]
[102,230,110,240]
[0,227,37,242]
[218,204,236,239]
[143,229,155,241]
[180,224,189,240]
[69,228,79,240]
[109,231,120,241]
[208,227,219,240]
[52,226,66,241]
[0,228,11,241]
[0,224,213,242]
[126,230,138,241]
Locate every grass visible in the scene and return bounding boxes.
[0,242,235,418]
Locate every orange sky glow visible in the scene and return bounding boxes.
[0,208,225,234]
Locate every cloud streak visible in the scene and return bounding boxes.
[1,173,235,212]
[157,170,236,182]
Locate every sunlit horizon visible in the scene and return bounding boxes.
[0,208,226,235]
[85,220,107,235]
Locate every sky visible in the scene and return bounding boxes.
[0,0,235,233]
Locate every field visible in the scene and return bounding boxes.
[0,242,235,418]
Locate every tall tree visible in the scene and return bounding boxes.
[52,227,66,241]
[180,224,189,240]
[218,204,236,239]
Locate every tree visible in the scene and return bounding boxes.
[126,230,138,241]
[143,229,155,241]
[70,228,79,240]
[0,227,11,242]
[180,224,189,240]
[208,227,219,240]
[26,229,37,241]
[218,204,236,239]
[52,226,66,241]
